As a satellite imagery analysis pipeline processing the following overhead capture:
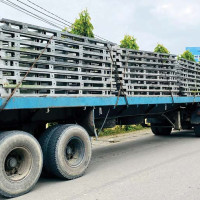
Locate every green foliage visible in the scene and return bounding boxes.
[154,44,170,54]
[120,35,139,50]
[47,122,58,128]
[62,27,68,32]
[179,50,196,62]
[99,124,145,137]
[67,9,94,38]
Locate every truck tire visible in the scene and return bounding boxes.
[39,124,61,173]
[46,124,92,179]
[0,131,43,198]
[194,125,200,137]
[151,125,172,136]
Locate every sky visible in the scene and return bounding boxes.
[0,0,199,55]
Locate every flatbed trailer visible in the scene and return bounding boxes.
[2,96,200,109]
[0,19,200,198]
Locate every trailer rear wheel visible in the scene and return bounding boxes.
[39,124,61,174]
[0,131,43,198]
[46,125,92,179]
[151,125,172,136]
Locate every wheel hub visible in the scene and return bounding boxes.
[6,157,18,169]
[4,147,32,181]
[66,146,73,155]
[65,137,85,167]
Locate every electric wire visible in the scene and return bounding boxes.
[2,0,113,42]
[25,0,113,42]
[16,0,70,28]
[26,0,72,26]
[0,0,64,29]
[6,0,64,28]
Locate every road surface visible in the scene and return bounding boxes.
[2,129,200,200]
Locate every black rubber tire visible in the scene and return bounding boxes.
[194,125,200,137]
[46,124,92,179]
[39,124,61,173]
[0,131,43,198]
[151,126,172,136]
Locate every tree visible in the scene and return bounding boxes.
[120,35,139,50]
[154,44,170,54]
[68,9,94,38]
[179,50,195,62]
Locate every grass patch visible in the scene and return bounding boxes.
[98,124,146,137]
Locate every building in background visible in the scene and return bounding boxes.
[186,47,200,62]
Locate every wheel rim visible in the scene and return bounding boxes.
[4,147,32,181]
[65,137,85,167]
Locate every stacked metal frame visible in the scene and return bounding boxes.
[177,59,200,96]
[0,18,199,98]
[117,48,179,96]
[0,19,116,97]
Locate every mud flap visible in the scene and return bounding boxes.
[75,107,97,137]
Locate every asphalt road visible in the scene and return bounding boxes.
[2,129,200,200]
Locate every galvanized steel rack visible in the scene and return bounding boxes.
[0,18,117,97]
[0,18,199,98]
[117,48,179,96]
[177,58,200,96]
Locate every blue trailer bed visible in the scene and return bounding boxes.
[0,96,199,110]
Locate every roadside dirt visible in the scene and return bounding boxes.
[92,128,151,147]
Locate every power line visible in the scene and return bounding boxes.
[25,0,113,42]
[16,0,106,40]
[17,0,70,28]
[0,0,61,29]
[0,0,64,29]
[1,0,113,43]
[26,0,72,27]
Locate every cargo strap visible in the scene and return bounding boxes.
[107,46,129,108]
[97,108,111,136]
